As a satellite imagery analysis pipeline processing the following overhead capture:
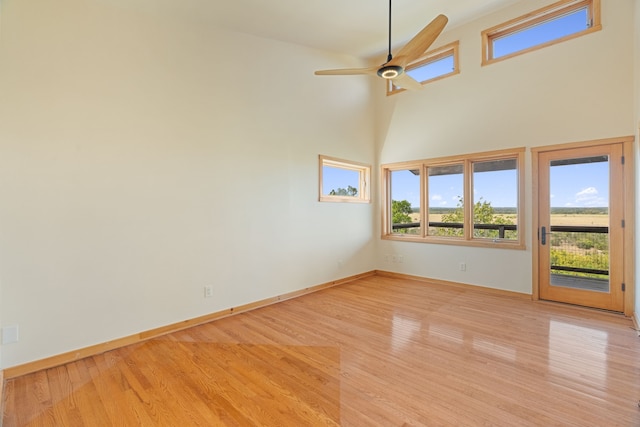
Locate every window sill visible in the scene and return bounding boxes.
[382,234,526,250]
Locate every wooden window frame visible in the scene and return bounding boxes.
[381,161,424,235]
[387,41,460,96]
[382,148,525,249]
[319,155,371,203]
[481,0,601,66]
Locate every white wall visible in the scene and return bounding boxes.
[634,0,640,321]
[0,0,3,373]
[375,0,637,294]
[0,0,377,368]
[1,0,637,371]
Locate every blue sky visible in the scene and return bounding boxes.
[389,169,520,210]
[384,159,609,210]
[493,7,588,58]
[550,160,608,208]
[321,166,360,195]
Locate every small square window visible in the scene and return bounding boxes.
[319,155,371,203]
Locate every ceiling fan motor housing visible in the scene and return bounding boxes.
[377,65,404,79]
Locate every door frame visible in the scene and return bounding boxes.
[532,136,635,316]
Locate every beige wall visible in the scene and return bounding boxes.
[375,0,637,294]
[0,0,377,369]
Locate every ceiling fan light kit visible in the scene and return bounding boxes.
[377,65,403,79]
[314,0,448,92]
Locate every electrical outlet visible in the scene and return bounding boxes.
[397,255,404,263]
[204,286,213,298]
[459,262,466,272]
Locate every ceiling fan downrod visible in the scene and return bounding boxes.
[386,0,393,63]
[378,0,402,79]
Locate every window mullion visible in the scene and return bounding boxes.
[422,164,428,238]
[383,168,392,234]
[464,160,473,241]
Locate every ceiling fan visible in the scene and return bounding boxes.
[314,0,448,91]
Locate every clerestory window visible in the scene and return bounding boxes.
[387,42,459,95]
[482,0,601,66]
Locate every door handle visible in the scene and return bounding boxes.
[541,226,547,245]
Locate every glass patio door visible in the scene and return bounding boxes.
[537,143,624,312]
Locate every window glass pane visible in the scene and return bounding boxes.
[388,42,459,94]
[549,156,610,289]
[493,7,589,58]
[322,165,360,197]
[406,55,454,84]
[472,159,518,240]
[390,169,421,235]
[428,164,464,237]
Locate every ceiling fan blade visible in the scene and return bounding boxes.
[392,73,424,91]
[314,66,379,76]
[389,14,448,68]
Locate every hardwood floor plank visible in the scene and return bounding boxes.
[4,275,640,426]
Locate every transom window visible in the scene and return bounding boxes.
[319,155,371,203]
[382,148,525,249]
[482,0,601,65]
[387,41,460,95]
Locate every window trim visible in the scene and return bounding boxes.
[481,0,601,66]
[387,41,460,96]
[381,148,525,249]
[319,155,371,203]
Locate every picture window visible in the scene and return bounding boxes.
[382,148,525,249]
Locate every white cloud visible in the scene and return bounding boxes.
[431,194,442,201]
[577,187,598,197]
[574,187,607,207]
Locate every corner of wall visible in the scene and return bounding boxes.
[634,0,640,323]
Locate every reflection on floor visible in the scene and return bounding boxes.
[4,274,640,426]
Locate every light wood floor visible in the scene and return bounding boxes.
[4,275,640,426]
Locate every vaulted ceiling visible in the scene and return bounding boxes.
[115,0,522,58]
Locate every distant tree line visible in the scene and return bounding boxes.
[428,206,517,215]
[550,207,608,215]
[329,186,358,196]
[427,206,608,215]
